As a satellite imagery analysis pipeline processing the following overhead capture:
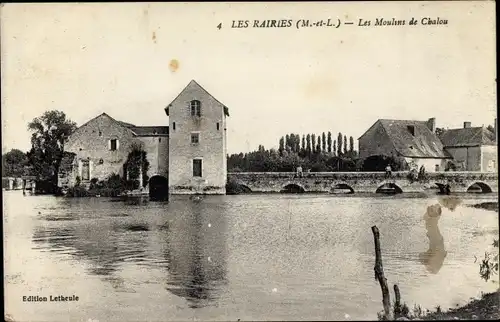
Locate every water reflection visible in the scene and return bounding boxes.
[32,213,149,279]
[418,197,462,274]
[31,197,229,308]
[419,204,447,274]
[162,199,228,308]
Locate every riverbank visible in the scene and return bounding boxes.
[469,201,499,212]
[417,290,499,320]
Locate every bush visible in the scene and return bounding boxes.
[66,185,90,197]
[66,173,129,197]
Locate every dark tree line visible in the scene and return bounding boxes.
[277,131,357,158]
[228,131,363,172]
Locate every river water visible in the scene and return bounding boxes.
[3,191,499,321]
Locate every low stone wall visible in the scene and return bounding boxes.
[227,171,498,194]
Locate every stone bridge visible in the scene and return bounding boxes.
[227,171,498,194]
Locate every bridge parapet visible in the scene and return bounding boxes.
[227,171,498,194]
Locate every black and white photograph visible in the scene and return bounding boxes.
[2,2,498,321]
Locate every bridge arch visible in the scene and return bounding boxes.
[149,175,169,201]
[376,182,403,194]
[280,183,305,193]
[330,183,355,194]
[466,182,492,194]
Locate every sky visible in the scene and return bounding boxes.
[1,2,496,155]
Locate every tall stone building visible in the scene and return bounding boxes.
[58,80,229,195]
[165,80,229,194]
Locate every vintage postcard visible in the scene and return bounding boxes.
[2,1,498,321]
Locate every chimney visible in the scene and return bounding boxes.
[463,121,471,128]
[426,117,436,133]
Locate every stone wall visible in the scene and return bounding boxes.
[481,145,497,172]
[63,114,139,186]
[137,136,169,179]
[445,146,482,171]
[228,171,498,194]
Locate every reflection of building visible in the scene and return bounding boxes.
[162,201,227,308]
[419,204,447,274]
[32,216,149,278]
[438,121,497,172]
[58,80,229,195]
[358,118,451,172]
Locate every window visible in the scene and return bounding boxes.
[81,160,90,181]
[191,132,199,144]
[193,159,202,177]
[216,122,220,131]
[173,122,176,130]
[190,100,201,116]
[109,139,118,151]
[407,125,415,136]
[159,138,161,142]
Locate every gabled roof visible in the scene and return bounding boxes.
[165,80,230,117]
[378,119,450,158]
[72,113,168,138]
[439,127,496,147]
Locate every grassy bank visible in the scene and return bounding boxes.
[469,202,499,212]
[418,290,499,320]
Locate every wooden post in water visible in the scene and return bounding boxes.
[371,225,392,320]
[393,284,401,318]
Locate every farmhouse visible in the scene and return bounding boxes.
[58,80,229,195]
[358,117,498,172]
[438,121,497,172]
[358,118,451,172]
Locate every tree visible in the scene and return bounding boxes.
[124,142,150,189]
[343,135,348,155]
[306,134,311,155]
[337,133,343,156]
[322,132,326,152]
[295,133,301,153]
[333,140,337,157]
[349,136,354,153]
[301,135,306,154]
[487,124,495,133]
[2,149,28,177]
[285,134,290,150]
[279,137,284,155]
[27,110,77,187]
[327,131,332,153]
[311,134,316,153]
[317,135,322,153]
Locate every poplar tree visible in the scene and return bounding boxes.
[327,132,332,153]
[337,133,343,156]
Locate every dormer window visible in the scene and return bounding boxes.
[407,125,415,136]
[190,100,201,117]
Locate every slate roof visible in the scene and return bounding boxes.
[378,119,450,158]
[115,117,169,136]
[129,126,169,136]
[439,127,496,147]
